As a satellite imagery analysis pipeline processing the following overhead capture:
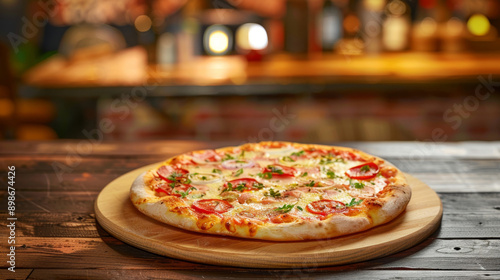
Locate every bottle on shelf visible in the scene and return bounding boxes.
[382,0,411,52]
[360,0,385,54]
[317,0,343,52]
[336,0,364,56]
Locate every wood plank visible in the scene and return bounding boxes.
[0,269,33,280]
[4,237,500,270]
[25,269,500,280]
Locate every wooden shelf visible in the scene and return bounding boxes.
[20,52,500,98]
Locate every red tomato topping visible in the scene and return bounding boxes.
[306,200,346,215]
[155,183,194,197]
[345,162,379,180]
[157,165,189,182]
[192,199,233,214]
[224,178,262,192]
[263,164,296,178]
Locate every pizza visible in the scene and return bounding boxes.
[130,142,411,241]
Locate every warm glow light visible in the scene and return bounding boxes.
[248,24,268,50]
[236,23,268,51]
[467,14,490,36]
[209,31,229,53]
[134,15,152,32]
[204,25,232,55]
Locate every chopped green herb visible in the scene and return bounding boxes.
[221,182,234,193]
[175,187,197,198]
[212,169,222,174]
[305,180,316,187]
[201,176,207,180]
[253,182,265,189]
[351,182,365,189]
[282,156,295,162]
[223,153,235,161]
[257,172,273,179]
[239,150,245,158]
[291,150,305,157]
[267,165,284,174]
[168,182,176,188]
[345,198,363,207]
[274,204,294,213]
[371,182,375,185]
[296,206,304,211]
[360,165,370,172]
[266,188,281,198]
[234,168,243,177]
[326,170,336,179]
[235,183,247,191]
[301,172,308,177]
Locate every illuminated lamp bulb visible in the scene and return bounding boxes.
[204,25,232,56]
[248,24,268,50]
[467,14,491,36]
[237,23,268,51]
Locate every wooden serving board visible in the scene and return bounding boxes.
[95,163,442,268]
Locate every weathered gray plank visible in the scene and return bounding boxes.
[2,141,499,159]
[25,269,500,280]
[4,237,499,270]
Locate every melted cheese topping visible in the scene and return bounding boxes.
[153,145,388,222]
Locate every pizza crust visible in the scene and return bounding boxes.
[130,142,412,241]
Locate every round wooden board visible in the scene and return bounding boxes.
[95,163,442,268]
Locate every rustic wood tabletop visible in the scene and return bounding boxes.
[1,140,499,279]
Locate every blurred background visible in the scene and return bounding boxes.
[0,0,499,142]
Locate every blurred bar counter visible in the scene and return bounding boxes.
[21,51,500,96]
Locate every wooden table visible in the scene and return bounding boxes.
[1,140,499,279]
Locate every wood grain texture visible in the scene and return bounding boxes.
[1,140,499,279]
[94,164,442,268]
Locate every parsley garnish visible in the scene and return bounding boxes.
[235,183,247,191]
[305,180,316,187]
[274,204,294,213]
[351,182,365,189]
[267,165,284,174]
[234,168,243,177]
[175,187,197,198]
[282,156,295,162]
[221,182,233,193]
[223,153,234,161]
[326,170,336,179]
[257,172,273,179]
[296,206,304,211]
[345,198,363,207]
[360,165,370,172]
[254,182,265,189]
[266,188,281,198]
[212,169,222,174]
[291,150,304,157]
[168,182,176,188]
[301,172,308,177]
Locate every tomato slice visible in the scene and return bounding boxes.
[192,199,233,214]
[263,164,296,178]
[224,178,262,192]
[345,162,379,180]
[306,200,346,215]
[157,165,189,182]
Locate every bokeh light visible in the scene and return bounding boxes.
[236,23,268,51]
[467,14,490,36]
[134,15,152,32]
[204,25,232,55]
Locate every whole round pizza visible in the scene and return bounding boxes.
[130,142,411,241]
